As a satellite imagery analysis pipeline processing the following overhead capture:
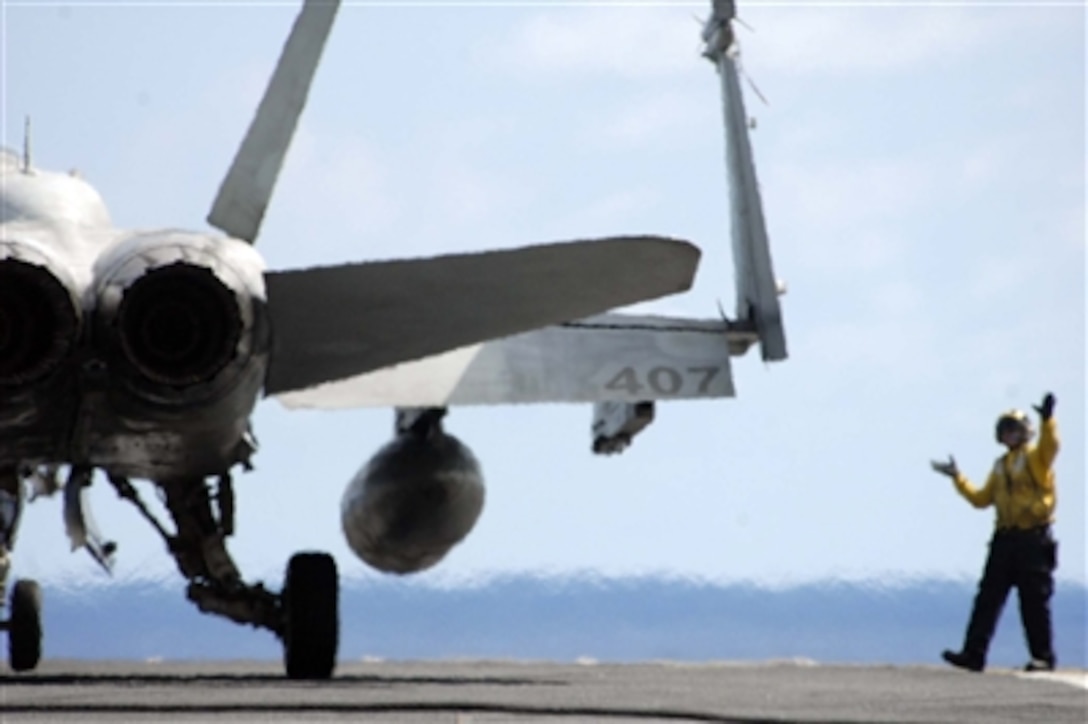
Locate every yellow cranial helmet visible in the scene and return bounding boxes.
[995,409,1033,443]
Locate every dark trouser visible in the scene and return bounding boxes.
[962,526,1058,665]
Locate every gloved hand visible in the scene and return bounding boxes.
[1033,392,1056,421]
[930,456,960,479]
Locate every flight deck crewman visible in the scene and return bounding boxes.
[930,392,1060,673]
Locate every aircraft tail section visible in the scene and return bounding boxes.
[704,2,787,362]
[275,313,751,409]
[264,236,700,396]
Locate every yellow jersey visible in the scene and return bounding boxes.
[952,418,1059,530]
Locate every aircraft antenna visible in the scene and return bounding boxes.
[22,116,32,172]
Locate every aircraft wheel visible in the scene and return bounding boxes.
[283,552,338,680]
[9,579,42,672]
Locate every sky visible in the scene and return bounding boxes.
[1,1,1084,593]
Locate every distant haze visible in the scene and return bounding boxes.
[34,576,1087,670]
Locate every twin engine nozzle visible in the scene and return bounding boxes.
[1,236,263,394]
[0,254,81,387]
[112,263,243,387]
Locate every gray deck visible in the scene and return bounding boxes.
[1,660,1085,723]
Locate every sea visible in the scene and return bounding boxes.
[30,575,1087,668]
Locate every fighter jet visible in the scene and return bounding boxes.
[0,0,784,679]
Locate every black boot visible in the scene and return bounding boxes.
[1023,657,1055,672]
[942,649,984,672]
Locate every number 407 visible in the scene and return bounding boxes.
[603,366,722,395]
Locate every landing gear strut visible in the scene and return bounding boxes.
[0,466,42,673]
[107,473,339,679]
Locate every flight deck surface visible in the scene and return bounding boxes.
[2,659,1086,723]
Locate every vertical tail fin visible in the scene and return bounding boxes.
[704,2,787,362]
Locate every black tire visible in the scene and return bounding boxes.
[9,579,42,672]
[282,552,338,680]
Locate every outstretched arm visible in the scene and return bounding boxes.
[1033,393,1060,471]
[931,455,994,509]
[952,469,996,509]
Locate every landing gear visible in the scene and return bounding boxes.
[283,552,339,680]
[7,579,42,672]
[106,473,339,679]
[1,467,42,673]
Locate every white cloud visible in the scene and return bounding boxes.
[1054,206,1086,252]
[429,160,512,226]
[92,60,272,228]
[774,157,935,228]
[266,113,534,263]
[280,131,400,234]
[592,89,715,149]
[487,7,702,80]
[872,279,925,318]
[508,185,665,250]
[797,313,943,385]
[740,6,1026,77]
[789,278,936,384]
[412,117,532,245]
[964,253,1038,304]
[955,145,1004,194]
[575,187,662,232]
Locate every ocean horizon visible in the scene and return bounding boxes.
[21,574,1086,669]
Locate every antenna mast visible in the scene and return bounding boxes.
[22,116,32,172]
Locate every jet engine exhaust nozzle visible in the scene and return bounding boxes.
[0,258,80,385]
[116,263,242,386]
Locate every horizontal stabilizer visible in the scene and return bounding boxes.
[264,236,700,395]
[276,312,735,408]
